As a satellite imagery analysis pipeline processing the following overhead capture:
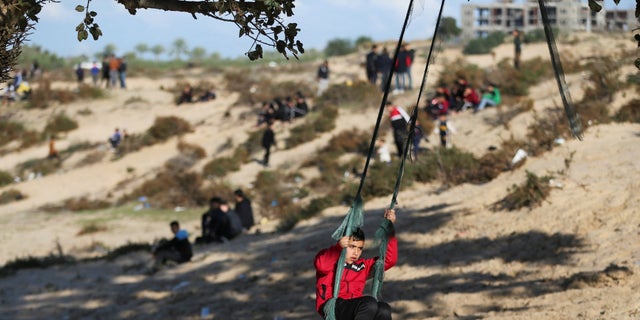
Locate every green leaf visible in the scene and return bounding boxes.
[75,23,85,32]
[588,0,602,12]
[90,11,97,17]
[75,5,85,12]
[635,58,640,70]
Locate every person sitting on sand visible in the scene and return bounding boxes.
[152,220,193,265]
[315,209,397,320]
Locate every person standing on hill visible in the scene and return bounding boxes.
[386,101,411,157]
[261,120,276,167]
[234,189,255,231]
[513,29,522,70]
[317,60,330,97]
[108,54,120,88]
[101,55,110,88]
[376,47,392,92]
[394,43,412,93]
[365,44,379,85]
[118,57,127,89]
[90,62,100,87]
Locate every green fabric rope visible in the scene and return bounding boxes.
[370,0,447,300]
[323,1,415,318]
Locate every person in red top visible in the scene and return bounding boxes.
[315,209,398,320]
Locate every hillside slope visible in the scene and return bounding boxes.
[0,33,639,319]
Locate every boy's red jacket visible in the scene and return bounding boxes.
[314,235,397,314]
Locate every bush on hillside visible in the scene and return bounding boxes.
[286,105,339,148]
[324,38,356,57]
[0,189,26,205]
[463,31,505,55]
[41,196,111,213]
[43,113,78,136]
[147,116,193,141]
[614,99,640,123]
[582,56,624,103]
[0,118,40,148]
[0,170,13,187]
[17,157,61,177]
[491,171,552,211]
[121,170,207,209]
[202,156,240,178]
[252,170,298,219]
[316,81,380,110]
[25,78,105,109]
[324,128,371,155]
[177,140,206,159]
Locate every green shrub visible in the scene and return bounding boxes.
[0,170,13,187]
[121,170,206,209]
[43,113,78,135]
[147,116,193,141]
[76,83,106,99]
[77,222,108,236]
[177,140,206,159]
[202,156,240,177]
[413,147,484,185]
[324,38,356,57]
[0,189,26,205]
[316,81,379,110]
[314,105,339,132]
[492,171,552,211]
[360,161,414,199]
[286,123,317,148]
[614,99,640,123]
[0,254,75,277]
[17,157,61,177]
[324,128,371,155]
[463,31,505,55]
[0,118,38,148]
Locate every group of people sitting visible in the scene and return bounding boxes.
[425,77,501,119]
[256,91,309,127]
[151,189,255,267]
[175,84,218,106]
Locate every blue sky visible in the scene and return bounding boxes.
[27,0,632,60]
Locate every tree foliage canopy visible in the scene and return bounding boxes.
[1,0,639,82]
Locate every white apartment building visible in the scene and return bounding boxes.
[460,0,609,39]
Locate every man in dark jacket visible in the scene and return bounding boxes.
[211,199,243,242]
[196,197,222,244]
[234,189,255,231]
[375,47,392,91]
[153,221,192,265]
[365,44,379,85]
[262,120,276,167]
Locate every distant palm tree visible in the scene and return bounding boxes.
[169,38,189,61]
[151,44,165,61]
[190,46,207,63]
[135,43,149,60]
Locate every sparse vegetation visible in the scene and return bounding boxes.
[492,171,553,211]
[614,99,640,123]
[0,170,13,187]
[43,113,79,136]
[0,189,26,205]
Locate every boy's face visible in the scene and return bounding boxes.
[345,238,364,264]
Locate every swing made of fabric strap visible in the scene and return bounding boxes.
[323,1,447,319]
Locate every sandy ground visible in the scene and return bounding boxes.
[0,32,639,319]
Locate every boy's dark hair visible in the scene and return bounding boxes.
[234,189,244,197]
[209,196,222,205]
[170,220,179,228]
[351,227,365,242]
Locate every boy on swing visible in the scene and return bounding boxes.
[315,209,397,320]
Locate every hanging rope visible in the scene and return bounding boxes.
[322,1,416,319]
[370,0,447,300]
[538,0,583,140]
